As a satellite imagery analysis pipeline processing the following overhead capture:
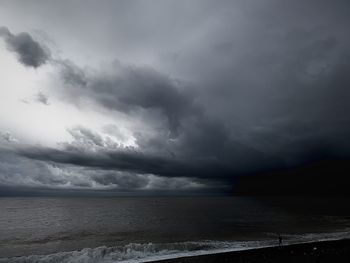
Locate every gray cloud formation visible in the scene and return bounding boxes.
[1,0,350,193]
[0,26,50,68]
[57,60,201,137]
[35,92,50,105]
[0,150,209,192]
[10,125,278,184]
[0,132,18,143]
[43,0,350,168]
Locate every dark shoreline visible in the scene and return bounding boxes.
[149,239,350,263]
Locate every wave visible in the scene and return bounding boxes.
[2,230,350,263]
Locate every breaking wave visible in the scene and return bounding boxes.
[1,230,350,263]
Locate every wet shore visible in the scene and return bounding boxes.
[150,239,350,263]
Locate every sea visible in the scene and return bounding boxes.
[0,196,350,262]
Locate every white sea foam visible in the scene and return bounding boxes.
[1,230,350,263]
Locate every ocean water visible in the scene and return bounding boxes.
[0,196,350,262]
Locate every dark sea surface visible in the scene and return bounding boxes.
[0,196,350,262]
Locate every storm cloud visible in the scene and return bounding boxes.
[1,0,350,194]
[0,150,207,192]
[0,26,50,68]
[56,60,201,137]
[0,119,282,196]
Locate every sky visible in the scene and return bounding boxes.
[0,0,350,195]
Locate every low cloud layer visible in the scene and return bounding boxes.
[11,125,275,182]
[0,151,208,192]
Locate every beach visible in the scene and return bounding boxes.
[150,239,350,263]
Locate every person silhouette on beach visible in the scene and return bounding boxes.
[278,234,283,247]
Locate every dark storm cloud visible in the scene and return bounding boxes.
[229,32,350,164]
[0,151,72,188]
[14,144,215,179]
[10,125,279,183]
[91,172,148,189]
[2,0,350,193]
[0,148,207,191]
[89,172,204,191]
[42,0,350,169]
[170,1,350,168]
[58,59,87,87]
[0,26,50,68]
[57,60,201,136]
